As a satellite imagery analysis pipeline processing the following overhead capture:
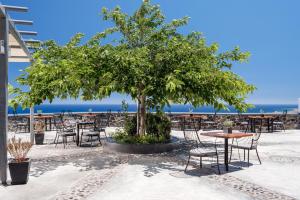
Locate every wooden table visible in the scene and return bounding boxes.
[201,132,253,171]
[177,114,206,130]
[248,116,276,133]
[79,113,97,117]
[26,115,54,131]
[76,121,95,146]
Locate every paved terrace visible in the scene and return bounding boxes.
[1,129,300,200]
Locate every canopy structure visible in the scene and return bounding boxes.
[0,4,37,184]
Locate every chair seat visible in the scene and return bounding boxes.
[17,123,28,126]
[62,132,76,137]
[273,121,283,125]
[230,144,253,150]
[240,121,248,125]
[85,131,100,136]
[190,147,217,157]
[202,121,215,124]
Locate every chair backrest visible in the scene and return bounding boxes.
[183,128,201,147]
[251,132,262,148]
[95,115,109,129]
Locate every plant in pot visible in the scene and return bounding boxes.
[223,120,234,133]
[7,137,33,185]
[34,120,45,145]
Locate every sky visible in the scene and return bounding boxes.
[3,0,300,105]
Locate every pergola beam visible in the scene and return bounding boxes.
[10,20,33,25]
[1,5,28,12]
[19,31,38,36]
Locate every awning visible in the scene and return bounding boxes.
[0,5,32,63]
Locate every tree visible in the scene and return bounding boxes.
[13,0,255,135]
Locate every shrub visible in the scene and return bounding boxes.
[146,113,171,140]
[124,115,137,136]
[114,113,171,144]
[7,137,33,163]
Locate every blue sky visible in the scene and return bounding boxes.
[3,0,300,104]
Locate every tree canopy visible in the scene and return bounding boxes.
[12,0,255,135]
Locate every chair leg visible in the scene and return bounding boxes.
[63,137,66,149]
[247,150,250,167]
[244,149,245,161]
[98,134,102,145]
[185,154,191,172]
[80,132,83,146]
[200,157,202,168]
[55,135,60,147]
[229,146,233,163]
[53,133,58,144]
[216,154,221,175]
[104,131,108,140]
[256,149,262,164]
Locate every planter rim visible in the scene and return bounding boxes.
[9,158,30,164]
[103,136,181,154]
[106,136,180,145]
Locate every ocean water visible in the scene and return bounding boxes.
[8,104,298,115]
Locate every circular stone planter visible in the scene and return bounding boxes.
[103,136,181,154]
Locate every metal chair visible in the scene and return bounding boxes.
[79,117,102,147]
[229,132,262,167]
[202,112,217,130]
[12,111,29,133]
[272,110,287,132]
[54,121,76,148]
[183,120,221,174]
[237,113,249,132]
[94,115,108,139]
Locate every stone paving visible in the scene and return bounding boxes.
[1,130,300,199]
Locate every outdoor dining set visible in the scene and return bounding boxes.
[9,111,287,173]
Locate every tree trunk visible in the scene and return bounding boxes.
[136,100,140,135]
[139,95,146,135]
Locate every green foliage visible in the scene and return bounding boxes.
[145,113,171,139]
[11,0,255,115]
[118,112,171,144]
[112,131,169,144]
[124,115,138,136]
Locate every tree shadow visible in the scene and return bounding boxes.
[29,151,126,178]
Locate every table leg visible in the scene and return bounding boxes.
[49,118,52,131]
[267,118,270,133]
[199,118,202,130]
[224,138,229,171]
[260,119,263,133]
[45,118,48,131]
[76,124,80,146]
[28,117,31,132]
[250,119,253,133]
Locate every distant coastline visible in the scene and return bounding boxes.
[8,104,298,115]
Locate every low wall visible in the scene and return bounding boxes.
[7,112,300,132]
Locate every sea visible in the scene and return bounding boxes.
[8,104,298,115]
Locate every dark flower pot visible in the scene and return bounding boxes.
[9,159,31,185]
[224,127,233,134]
[35,134,44,145]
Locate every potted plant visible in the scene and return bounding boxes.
[223,120,234,133]
[34,120,45,145]
[7,137,33,185]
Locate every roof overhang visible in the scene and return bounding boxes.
[0,5,32,63]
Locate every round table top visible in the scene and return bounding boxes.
[248,115,276,119]
[176,114,206,119]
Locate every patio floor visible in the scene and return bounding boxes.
[0,129,299,200]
